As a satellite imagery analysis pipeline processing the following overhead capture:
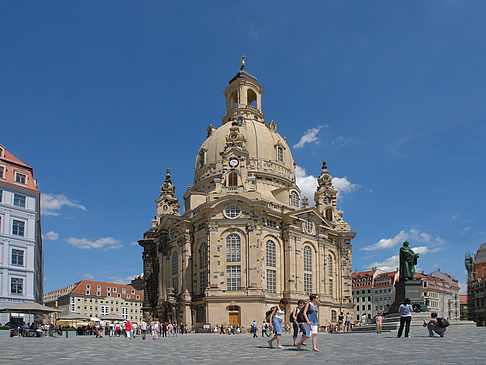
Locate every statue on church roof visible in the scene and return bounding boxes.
[241,55,246,70]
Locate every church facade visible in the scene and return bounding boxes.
[139,63,356,329]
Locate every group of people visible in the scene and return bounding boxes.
[147,321,190,340]
[214,324,241,335]
[266,294,321,352]
[397,298,447,338]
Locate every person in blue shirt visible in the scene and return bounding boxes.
[297,294,320,352]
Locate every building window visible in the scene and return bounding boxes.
[200,271,208,294]
[11,249,24,266]
[226,265,241,291]
[11,278,23,295]
[13,194,26,208]
[227,172,238,187]
[328,254,334,277]
[276,146,284,162]
[199,243,208,269]
[304,273,312,295]
[100,305,110,315]
[226,234,241,262]
[86,284,91,289]
[304,246,312,272]
[290,191,300,207]
[266,240,276,267]
[122,288,126,293]
[304,220,314,234]
[266,269,276,293]
[121,307,128,319]
[329,279,334,297]
[172,252,178,276]
[70,297,75,312]
[15,173,26,184]
[136,295,140,300]
[325,208,333,221]
[126,294,130,299]
[224,205,241,219]
[0,167,4,179]
[331,310,337,322]
[0,189,3,202]
[12,220,25,236]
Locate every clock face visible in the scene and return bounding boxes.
[229,158,239,167]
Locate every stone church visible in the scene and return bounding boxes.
[139,61,355,329]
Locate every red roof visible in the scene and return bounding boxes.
[459,295,467,304]
[50,280,143,301]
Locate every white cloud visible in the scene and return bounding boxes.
[362,230,408,251]
[295,166,318,203]
[449,214,459,222]
[332,177,360,195]
[293,125,327,148]
[43,231,59,240]
[331,136,353,148]
[41,193,86,216]
[66,236,122,250]
[295,166,360,204]
[109,274,138,285]
[362,228,445,252]
[459,282,467,295]
[131,241,140,246]
[369,255,399,272]
[84,273,95,279]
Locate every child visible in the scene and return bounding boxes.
[375,312,383,334]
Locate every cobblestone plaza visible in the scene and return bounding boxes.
[1,326,484,364]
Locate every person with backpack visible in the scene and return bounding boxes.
[297,294,320,352]
[397,298,413,338]
[267,297,288,349]
[261,321,269,337]
[290,299,305,346]
[423,312,447,337]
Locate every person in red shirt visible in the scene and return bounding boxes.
[124,320,132,339]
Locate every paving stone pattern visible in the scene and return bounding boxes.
[1,326,485,364]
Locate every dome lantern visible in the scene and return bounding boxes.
[222,57,264,124]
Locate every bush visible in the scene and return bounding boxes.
[65,327,76,331]
[0,325,10,330]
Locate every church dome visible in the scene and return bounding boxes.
[194,119,295,184]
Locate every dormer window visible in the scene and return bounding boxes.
[276,146,284,162]
[290,191,300,207]
[227,172,238,187]
[15,173,26,184]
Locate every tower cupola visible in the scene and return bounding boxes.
[222,56,264,124]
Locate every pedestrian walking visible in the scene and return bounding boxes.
[261,321,269,337]
[297,294,320,352]
[140,320,147,340]
[344,312,351,332]
[251,320,258,337]
[397,298,413,338]
[290,299,305,346]
[124,320,132,339]
[267,297,288,349]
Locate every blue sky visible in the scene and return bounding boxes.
[1,1,485,293]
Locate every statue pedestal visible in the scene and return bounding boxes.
[390,280,425,313]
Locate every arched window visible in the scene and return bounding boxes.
[266,240,276,267]
[329,279,334,297]
[304,246,312,272]
[172,252,178,292]
[331,310,337,322]
[227,172,238,187]
[247,89,257,107]
[304,246,312,295]
[328,254,334,277]
[325,208,333,221]
[230,91,238,108]
[226,234,241,262]
[277,146,284,162]
[290,191,300,207]
[172,252,178,276]
[199,243,208,269]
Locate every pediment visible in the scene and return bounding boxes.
[286,207,333,229]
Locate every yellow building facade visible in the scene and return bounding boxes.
[140,63,355,329]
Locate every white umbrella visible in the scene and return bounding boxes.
[90,317,101,322]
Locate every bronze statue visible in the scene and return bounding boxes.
[399,241,419,281]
